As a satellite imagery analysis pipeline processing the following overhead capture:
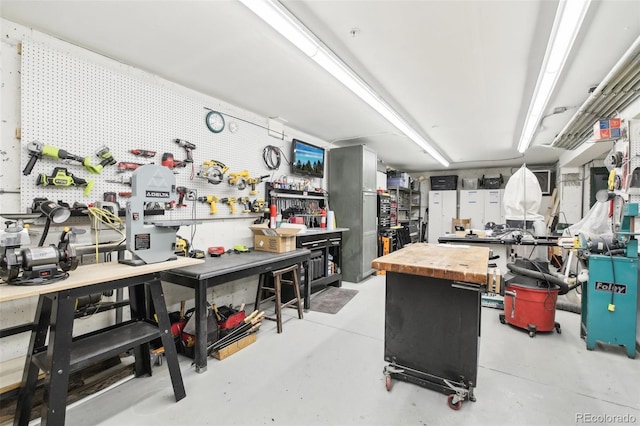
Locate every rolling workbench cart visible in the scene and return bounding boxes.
[372,243,490,410]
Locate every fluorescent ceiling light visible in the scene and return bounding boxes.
[517,0,591,153]
[240,0,318,56]
[240,0,450,168]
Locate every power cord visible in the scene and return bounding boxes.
[87,206,125,264]
[189,189,199,257]
[603,239,618,311]
[524,257,556,312]
[262,145,291,170]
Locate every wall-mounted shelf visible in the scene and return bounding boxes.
[265,182,327,229]
[266,183,326,198]
[268,192,326,200]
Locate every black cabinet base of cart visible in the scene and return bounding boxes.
[383,271,481,411]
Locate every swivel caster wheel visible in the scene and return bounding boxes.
[447,394,462,410]
[555,322,561,334]
[527,324,537,338]
[499,314,506,324]
[385,375,392,391]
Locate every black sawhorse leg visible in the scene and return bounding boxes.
[14,277,186,426]
[147,279,185,401]
[15,291,76,426]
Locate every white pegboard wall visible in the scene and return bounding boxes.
[19,39,324,219]
[629,119,640,204]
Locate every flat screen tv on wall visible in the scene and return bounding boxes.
[291,139,325,178]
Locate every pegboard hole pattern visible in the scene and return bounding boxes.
[630,120,640,204]
[20,39,324,217]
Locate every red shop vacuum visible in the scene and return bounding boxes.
[498,258,568,337]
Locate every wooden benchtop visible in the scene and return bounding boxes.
[371,243,490,284]
[0,257,203,302]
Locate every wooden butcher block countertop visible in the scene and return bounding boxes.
[371,243,490,285]
[0,256,203,303]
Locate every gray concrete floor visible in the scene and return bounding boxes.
[58,274,639,426]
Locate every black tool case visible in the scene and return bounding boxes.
[430,175,458,190]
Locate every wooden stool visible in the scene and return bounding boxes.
[255,264,303,333]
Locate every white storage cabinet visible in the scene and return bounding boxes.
[427,190,457,243]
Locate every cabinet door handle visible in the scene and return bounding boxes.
[451,282,481,292]
[301,239,327,247]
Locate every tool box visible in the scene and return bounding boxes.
[176,305,219,359]
[216,305,246,335]
[430,175,458,190]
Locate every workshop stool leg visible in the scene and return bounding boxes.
[272,265,303,333]
[255,265,303,333]
[255,273,267,311]
[274,274,283,333]
[255,273,282,332]
[290,267,304,320]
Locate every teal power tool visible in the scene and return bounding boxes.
[580,203,638,358]
[37,167,95,196]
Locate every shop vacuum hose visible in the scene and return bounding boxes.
[506,262,572,295]
[555,301,581,314]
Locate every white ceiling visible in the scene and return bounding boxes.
[1,0,639,172]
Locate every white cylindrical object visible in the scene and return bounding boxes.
[327,210,335,230]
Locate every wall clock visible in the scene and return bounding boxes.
[206,110,225,133]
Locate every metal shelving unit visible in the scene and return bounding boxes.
[388,183,421,228]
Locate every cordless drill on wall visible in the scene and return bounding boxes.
[175,139,197,179]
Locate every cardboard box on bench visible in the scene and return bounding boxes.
[249,224,301,253]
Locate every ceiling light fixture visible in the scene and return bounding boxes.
[239,0,450,167]
[517,0,591,153]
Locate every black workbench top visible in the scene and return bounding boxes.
[161,249,310,281]
[438,235,558,246]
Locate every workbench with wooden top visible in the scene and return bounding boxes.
[0,256,202,426]
[372,243,490,410]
